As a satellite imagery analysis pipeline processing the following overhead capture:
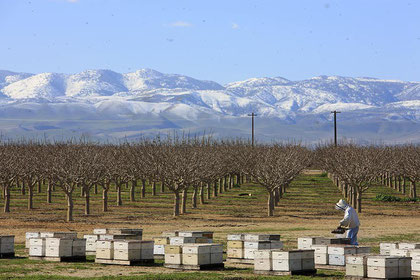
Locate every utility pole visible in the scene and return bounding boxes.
[330,110,341,146]
[247,112,257,146]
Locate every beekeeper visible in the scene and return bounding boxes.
[335,199,360,245]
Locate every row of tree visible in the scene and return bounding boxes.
[0,138,418,221]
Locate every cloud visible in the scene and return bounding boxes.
[232,23,240,29]
[169,21,192,28]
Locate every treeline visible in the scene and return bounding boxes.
[0,137,418,221]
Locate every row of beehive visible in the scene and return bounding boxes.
[96,240,154,261]
[227,233,283,260]
[83,228,143,255]
[154,231,213,256]
[381,242,420,273]
[254,249,315,272]
[164,244,223,266]
[346,254,412,278]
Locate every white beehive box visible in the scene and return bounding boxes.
[29,244,46,257]
[244,241,271,250]
[96,240,114,259]
[169,237,196,245]
[154,237,170,245]
[165,253,182,264]
[315,253,328,265]
[390,248,410,257]
[412,259,420,271]
[227,234,244,241]
[46,238,73,248]
[114,240,141,250]
[254,257,272,271]
[182,244,211,254]
[399,243,420,250]
[182,253,211,265]
[25,232,40,249]
[346,254,368,265]
[0,236,15,254]
[93,229,108,234]
[83,235,100,242]
[329,254,346,266]
[178,231,209,238]
[367,266,398,279]
[272,250,302,260]
[154,244,165,255]
[380,243,398,250]
[346,264,367,277]
[312,245,328,254]
[244,248,256,259]
[367,256,399,267]
[97,240,114,249]
[46,245,72,257]
[409,250,420,259]
[227,248,244,259]
[328,245,357,255]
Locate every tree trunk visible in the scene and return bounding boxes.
[173,191,180,217]
[218,178,223,194]
[411,181,417,198]
[94,183,98,195]
[274,187,280,206]
[21,180,26,195]
[3,186,10,213]
[66,192,74,222]
[267,190,274,216]
[402,177,406,194]
[192,187,197,208]
[28,185,34,210]
[356,189,362,213]
[47,181,52,203]
[181,188,188,214]
[199,183,205,204]
[80,184,84,197]
[103,188,108,212]
[224,175,228,192]
[85,187,90,215]
[213,181,218,197]
[130,180,136,202]
[161,181,165,193]
[152,181,156,196]
[116,184,122,206]
[141,179,146,198]
[206,182,211,200]
[37,180,42,193]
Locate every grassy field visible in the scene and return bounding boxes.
[0,172,419,279]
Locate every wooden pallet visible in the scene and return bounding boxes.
[0,253,15,259]
[29,256,87,262]
[254,269,317,276]
[316,264,346,271]
[225,258,254,265]
[164,263,224,270]
[95,258,154,266]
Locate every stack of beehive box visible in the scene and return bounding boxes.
[227,233,283,261]
[297,237,351,250]
[85,228,142,256]
[367,255,412,279]
[254,249,316,274]
[0,236,15,258]
[345,254,369,278]
[28,232,86,261]
[410,250,420,275]
[164,243,224,268]
[328,245,357,266]
[154,231,213,258]
[25,232,40,249]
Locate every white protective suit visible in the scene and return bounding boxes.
[339,206,360,229]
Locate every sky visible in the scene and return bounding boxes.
[0,0,419,84]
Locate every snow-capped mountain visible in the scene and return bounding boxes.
[0,69,419,143]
